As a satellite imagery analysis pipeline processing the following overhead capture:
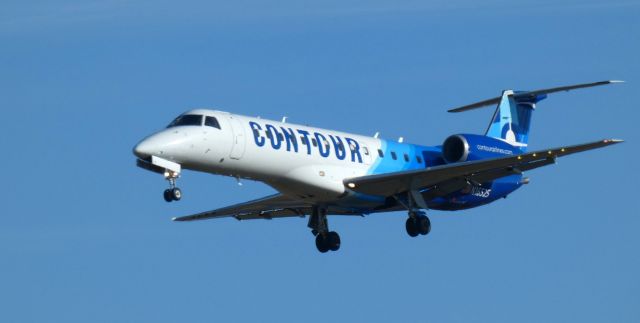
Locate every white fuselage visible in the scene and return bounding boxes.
[134,109,383,202]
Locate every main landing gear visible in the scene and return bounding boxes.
[405,210,431,237]
[308,206,341,253]
[163,172,182,202]
[396,190,432,238]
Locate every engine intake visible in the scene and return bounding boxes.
[442,135,470,163]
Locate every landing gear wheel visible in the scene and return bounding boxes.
[163,189,173,202]
[171,187,182,201]
[327,231,341,251]
[163,188,182,202]
[315,234,330,253]
[405,218,419,237]
[417,215,431,235]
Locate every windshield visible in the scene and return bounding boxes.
[167,114,203,128]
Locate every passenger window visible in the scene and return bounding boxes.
[312,138,317,147]
[205,116,220,129]
[391,152,397,160]
[266,131,272,139]
[301,136,308,145]
[253,129,260,138]
[363,147,370,155]
[404,153,409,162]
[378,149,384,158]
[416,155,423,163]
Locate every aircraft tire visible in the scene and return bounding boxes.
[328,231,341,251]
[406,218,419,237]
[163,189,173,202]
[171,188,182,201]
[315,234,330,253]
[417,215,431,235]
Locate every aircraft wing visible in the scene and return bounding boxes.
[344,139,623,197]
[172,193,363,222]
[172,194,310,221]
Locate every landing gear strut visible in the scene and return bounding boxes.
[163,172,182,202]
[308,206,341,253]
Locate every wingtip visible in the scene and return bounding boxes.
[605,138,624,144]
[608,80,625,84]
[173,215,199,221]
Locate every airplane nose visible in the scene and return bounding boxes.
[133,139,155,160]
[133,130,188,161]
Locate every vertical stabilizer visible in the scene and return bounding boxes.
[485,90,545,151]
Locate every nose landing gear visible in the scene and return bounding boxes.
[163,171,182,202]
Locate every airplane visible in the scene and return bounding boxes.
[133,80,623,253]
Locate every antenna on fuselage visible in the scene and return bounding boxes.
[398,137,404,143]
[374,132,380,138]
[282,116,288,123]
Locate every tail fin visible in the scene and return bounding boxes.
[448,80,624,152]
[485,90,541,150]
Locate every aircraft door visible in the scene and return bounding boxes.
[227,115,246,160]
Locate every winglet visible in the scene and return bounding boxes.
[448,80,624,113]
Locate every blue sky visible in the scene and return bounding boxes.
[1,1,638,322]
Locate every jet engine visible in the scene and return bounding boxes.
[442,134,518,163]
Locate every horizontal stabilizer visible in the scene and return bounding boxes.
[448,80,623,113]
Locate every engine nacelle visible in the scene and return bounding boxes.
[442,134,518,163]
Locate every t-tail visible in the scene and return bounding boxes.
[448,80,624,152]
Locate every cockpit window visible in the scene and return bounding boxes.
[205,116,221,129]
[167,114,203,128]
